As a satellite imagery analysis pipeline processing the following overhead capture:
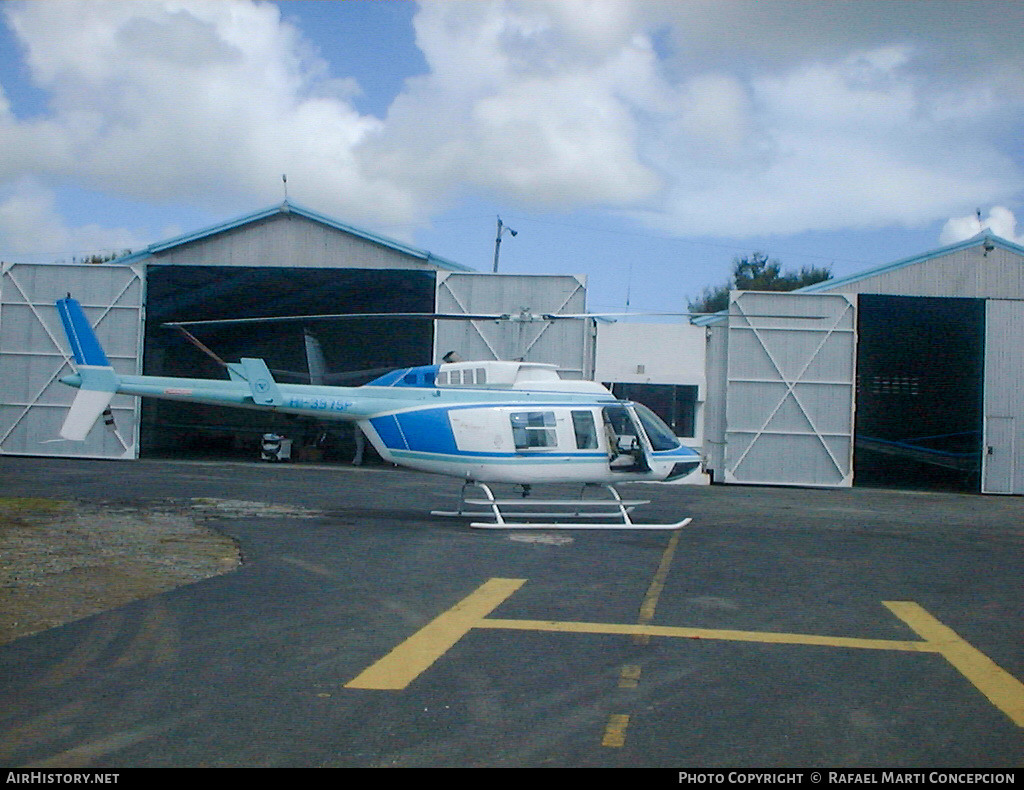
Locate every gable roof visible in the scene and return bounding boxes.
[113,201,475,272]
[693,231,1024,325]
[795,230,1024,294]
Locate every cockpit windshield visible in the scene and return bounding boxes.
[633,403,680,451]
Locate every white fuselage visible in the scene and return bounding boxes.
[63,357,701,485]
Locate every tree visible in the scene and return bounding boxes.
[688,252,832,314]
[82,250,132,264]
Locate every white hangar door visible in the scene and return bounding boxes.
[983,300,1024,494]
[433,272,593,378]
[0,262,143,459]
[724,291,857,487]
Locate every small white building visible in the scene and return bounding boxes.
[594,321,707,450]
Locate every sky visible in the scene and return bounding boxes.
[1,0,1022,315]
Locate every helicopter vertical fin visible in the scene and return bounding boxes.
[57,296,110,368]
[55,297,121,440]
[239,357,284,406]
[303,330,326,386]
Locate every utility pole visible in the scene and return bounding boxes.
[492,216,517,273]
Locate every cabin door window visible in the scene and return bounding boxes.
[510,411,558,450]
[571,410,599,449]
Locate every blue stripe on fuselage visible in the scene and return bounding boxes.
[370,407,458,454]
[367,365,440,388]
[370,403,701,464]
[652,445,701,460]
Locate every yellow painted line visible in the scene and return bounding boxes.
[619,664,642,688]
[602,714,630,748]
[634,529,683,646]
[885,601,1024,727]
[481,617,937,653]
[345,578,526,690]
[344,579,1024,729]
[607,532,681,746]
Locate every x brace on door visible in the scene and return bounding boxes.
[0,263,142,456]
[727,294,855,485]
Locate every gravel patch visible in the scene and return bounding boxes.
[0,497,243,644]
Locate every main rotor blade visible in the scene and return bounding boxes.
[169,325,228,367]
[552,311,826,320]
[163,313,504,328]
[163,310,825,329]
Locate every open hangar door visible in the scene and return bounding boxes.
[854,295,985,493]
[142,265,436,462]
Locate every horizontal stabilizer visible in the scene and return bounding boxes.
[60,386,116,441]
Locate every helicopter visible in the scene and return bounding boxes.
[55,296,702,529]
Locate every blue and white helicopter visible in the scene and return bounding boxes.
[55,297,701,529]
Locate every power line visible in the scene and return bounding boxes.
[498,213,878,267]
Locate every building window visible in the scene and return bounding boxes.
[608,383,698,438]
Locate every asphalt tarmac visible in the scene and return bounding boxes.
[1,456,1022,768]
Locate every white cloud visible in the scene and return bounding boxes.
[633,43,1021,237]
[0,0,1021,258]
[652,0,1024,90]
[359,1,665,210]
[940,207,1024,246]
[0,180,147,260]
[369,1,1023,235]
[1,0,398,226]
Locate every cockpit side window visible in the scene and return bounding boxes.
[602,406,637,438]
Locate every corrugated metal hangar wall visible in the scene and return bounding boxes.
[0,204,591,463]
[702,233,1024,495]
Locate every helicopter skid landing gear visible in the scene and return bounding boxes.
[430,481,693,530]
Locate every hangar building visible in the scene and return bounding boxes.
[699,231,1024,495]
[0,202,592,462]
